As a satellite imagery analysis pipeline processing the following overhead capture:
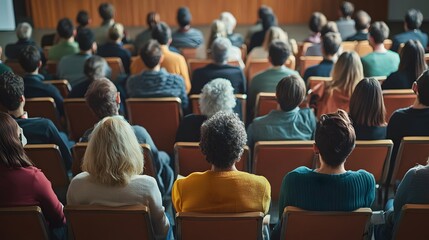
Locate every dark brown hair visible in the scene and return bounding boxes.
[399,40,427,83]
[350,78,386,126]
[276,75,306,111]
[0,112,32,168]
[85,78,118,119]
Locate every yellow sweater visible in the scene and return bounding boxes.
[172,170,271,214]
[130,45,191,93]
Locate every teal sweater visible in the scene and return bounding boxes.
[278,166,375,218]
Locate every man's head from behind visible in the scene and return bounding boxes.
[339,1,354,18]
[177,7,192,28]
[211,37,231,64]
[369,21,389,44]
[405,9,423,31]
[414,70,429,106]
[354,10,371,31]
[152,22,171,45]
[322,32,342,56]
[0,72,24,111]
[140,40,163,69]
[309,12,327,34]
[98,3,115,22]
[76,10,90,27]
[269,40,291,66]
[16,22,32,40]
[276,75,306,112]
[108,23,124,42]
[19,45,41,73]
[57,18,75,39]
[85,78,119,119]
[76,28,96,52]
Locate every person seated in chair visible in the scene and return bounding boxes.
[171,7,204,49]
[391,9,428,52]
[346,10,371,41]
[48,18,79,61]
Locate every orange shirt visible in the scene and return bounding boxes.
[172,170,271,214]
[130,45,191,93]
[317,88,350,117]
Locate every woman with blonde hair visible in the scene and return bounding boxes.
[316,51,363,116]
[67,116,169,239]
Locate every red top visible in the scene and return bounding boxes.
[0,165,66,227]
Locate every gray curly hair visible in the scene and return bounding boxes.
[199,78,236,117]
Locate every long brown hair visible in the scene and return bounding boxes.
[349,78,386,126]
[398,40,427,84]
[0,112,32,168]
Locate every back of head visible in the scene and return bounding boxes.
[321,21,339,37]
[263,26,288,50]
[219,12,236,34]
[140,39,162,69]
[269,40,291,66]
[84,55,108,80]
[416,70,429,106]
[19,45,41,73]
[76,28,95,51]
[108,23,124,41]
[16,22,32,40]
[315,109,356,167]
[82,116,143,186]
[405,9,423,30]
[276,75,306,111]
[98,3,115,22]
[199,78,236,117]
[211,37,231,64]
[354,10,371,31]
[330,51,363,96]
[369,21,389,44]
[340,1,354,18]
[146,12,160,29]
[0,112,32,168]
[85,78,118,119]
[56,18,74,39]
[177,7,192,27]
[350,78,386,126]
[322,32,342,56]
[261,12,276,31]
[200,111,246,169]
[258,5,273,19]
[399,40,427,81]
[0,72,24,111]
[309,12,327,33]
[152,22,171,45]
[76,10,90,26]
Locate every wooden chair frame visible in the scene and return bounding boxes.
[394,204,429,240]
[44,79,72,98]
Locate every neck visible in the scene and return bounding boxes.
[324,54,337,62]
[9,107,25,118]
[80,50,92,55]
[413,99,429,109]
[64,37,74,43]
[316,156,346,174]
[181,25,191,31]
[373,43,386,53]
[211,164,237,172]
[29,69,39,75]
[149,65,161,71]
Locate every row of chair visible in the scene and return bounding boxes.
[1,203,427,240]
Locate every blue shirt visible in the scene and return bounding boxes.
[303,59,334,83]
[171,28,204,49]
[98,42,132,74]
[391,30,429,52]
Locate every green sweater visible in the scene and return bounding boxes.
[361,50,400,77]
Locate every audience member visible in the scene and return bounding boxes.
[0,112,66,237]
[175,78,236,142]
[247,75,316,149]
[350,78,387,140]
[130,22,191,92]
[134,12,160,53]
[391,9,428,52]
[171,7,204,49]
[58,28,109,87]
[271,109,375,240]
[246,26,288,63]
[387,70,429,178]
[68,55,108,98]
[336,1,356,40]
[245,6,272,46]
[220,12,244,48]
[303,32,342,83]
[97,23,131,74]
[361,21,400,77]
[67,116,170,239]
[172,111,271,214]
[316,51,363,116]
[248,11,277,53]
[0,46,12,74]
[248,40,299,117]
[304,12,327,44]
[76,10,91,34]
[93,3,116,45]
[81,78,174,197]
[48,18,79,61]
[5,22,46,63]
[190,37,246,94]
[127,40,189,111]
[0,72,72,170]
[346,10,371,41]
[382,40,427,89]
[305,21,339,56]
[19,45,64,117]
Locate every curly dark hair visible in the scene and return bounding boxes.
[0,72,24,111]
[200,112,246,169]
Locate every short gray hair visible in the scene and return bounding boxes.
[220,12,236,34]
[16,22,32,40]
[199,78,236,117]
[84,55,108,80]
[211,37,231,64]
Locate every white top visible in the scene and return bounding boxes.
[67,172,169,239]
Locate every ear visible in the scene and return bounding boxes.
[20,95,25,103]
[116,91,121,104]
[412,81,418,95]
[92,42,98,53]
[37,60,42,69]
[73,29,77,37]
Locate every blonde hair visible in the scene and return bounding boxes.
[207,20,228,52]
[82,116,143,186]
[328,51,363,97]
[262,26,288,50]
[108,23,124,41]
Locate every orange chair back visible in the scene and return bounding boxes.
[63,99,99,141]
[395,204,429,240]
[25,97,63,130]
[46,61,57,76]
[299,56,323,76]
[180,48,198,60]
[188,59,240,74]
[44,80,71,98]
[382,89,416,122]
[0,206,49,240]
[105,57,125,81]
[355,41,373,57]
[254,92,279,118]
[5,60,26,76]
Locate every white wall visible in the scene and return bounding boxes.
[0,0,15,31]
[388,0,429,21]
